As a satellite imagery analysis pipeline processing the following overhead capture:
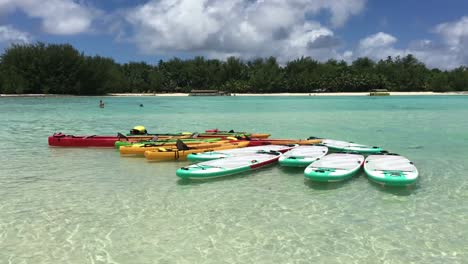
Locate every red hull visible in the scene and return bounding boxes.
[249,155,280,169]
[48,133,150,147]
[246,140,273,146]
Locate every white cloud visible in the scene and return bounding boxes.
[354,32,402,63]
[433,16,468,68]
[318,0,367,27]
[435,16,468,47]
[354,17,468,69]
[0,24,32,43]
[359,32,396,49]
[0,0,100,35]
[124,0,366,62]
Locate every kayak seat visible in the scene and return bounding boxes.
[176,139,190,151]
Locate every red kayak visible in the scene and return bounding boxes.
[48,133,155,147]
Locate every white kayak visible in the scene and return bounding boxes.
[177,152,281,179]
[311,138,384,154]
[364,154,418,186]
[304,153,364,182]
[279,145,328,167]
[186,144,296,162]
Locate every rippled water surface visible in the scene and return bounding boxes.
[1,95,467,263]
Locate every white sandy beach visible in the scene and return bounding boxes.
[106,91,468,96]
[106,93,189,97]
[0,94,77,97]
[2,91,467,97]
[231,92,454,96]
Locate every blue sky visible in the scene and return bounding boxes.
[0,0,467,69]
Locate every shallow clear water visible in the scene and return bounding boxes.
[1,95,467,263]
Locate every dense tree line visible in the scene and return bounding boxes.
[0,42,466,95]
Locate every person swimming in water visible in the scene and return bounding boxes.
[139,104,144,107]
[99,100,105,108]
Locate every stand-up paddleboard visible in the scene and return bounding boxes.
[364,154,418,186]
[279,145,328,167]
[304,153,364,182]
[308,137,384,154]
[187,145,296,162]
[176,152,281,179]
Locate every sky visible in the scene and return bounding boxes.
[0,0,467,69]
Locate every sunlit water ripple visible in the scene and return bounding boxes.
[0,95,467,263]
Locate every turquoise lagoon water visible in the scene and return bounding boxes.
[0,95,467,263]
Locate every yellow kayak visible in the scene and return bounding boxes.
[144,141,250,161]
[120,140,230,156]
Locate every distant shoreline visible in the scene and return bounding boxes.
[102,91,468,96]
[1,91,468,97]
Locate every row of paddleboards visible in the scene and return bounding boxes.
[177,144,419,187]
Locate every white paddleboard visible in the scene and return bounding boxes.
[187,144,295,162]
[364,154,418,186]
[279,145,328,167]
[177,152,281,179]
[304,153,364,182]
[319,139,384,154]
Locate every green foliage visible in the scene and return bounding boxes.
[448,67,468,91]
[77,56,123,95]
[247,57,284,93]
[0,42,466,94]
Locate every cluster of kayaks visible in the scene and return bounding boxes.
[48,129,270,148]
[48,127,419,187]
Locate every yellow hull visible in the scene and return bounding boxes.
[120,141,229,156]
[144,141,250,161]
